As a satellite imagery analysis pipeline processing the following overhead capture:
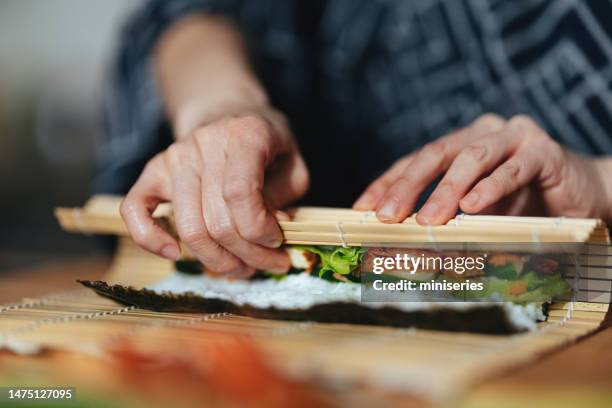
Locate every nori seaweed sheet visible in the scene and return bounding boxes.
[78,280,524,335]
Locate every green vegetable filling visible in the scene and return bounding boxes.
[293,245,366,279]
[290,247,571,303]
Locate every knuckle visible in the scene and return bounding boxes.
[486,174,506,194]
[499,162,520,178]
[522,128,553,153]
[462,143,488,162]
[192,127,216,150]
[420,142,450,170]
[229,114,270,137]
[119,199,152,247]
[129,228,149,248]
[176,222,208,247]
[180,229,204,247]
[165,143,190,166]
[165,143,180,158]
[508,115,538,132]
[421,142,446,159]
[393,174,413,189]
[420,142,448,167]
[240,221,267,242]
[207,220,234,243]
[475,113,505,130]
[223,177,258,203]
[543,145,565,181]
[434,181,457,197]
[243,132,274,157]
[367,181,388,196]
[142,154,162,172]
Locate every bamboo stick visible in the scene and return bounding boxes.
[56,207,603,244]
[55,195,610,257]
[290,206,604,227]
[281,230,589,244]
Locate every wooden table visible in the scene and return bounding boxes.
[1,257,611,407]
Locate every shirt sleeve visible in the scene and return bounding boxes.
[95,0,243,195]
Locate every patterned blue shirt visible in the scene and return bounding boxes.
[97,0,612,207]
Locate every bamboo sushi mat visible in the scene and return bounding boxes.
[0,289,607,401]
[1,239,609,402]
[3,195,602,401]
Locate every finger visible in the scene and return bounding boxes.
[478,187,534,216]
[204,197,291,275]
[200,140,290,275]
[120,156,179,260]
[375,114,507,223]
[374,142,453,223]
[223,130,284,248]
[353,155,414,210]
[459,148,542,214]
[416,129,520,225]
[165,143,245,275]
[262,152,310,209]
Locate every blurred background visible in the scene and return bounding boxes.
[0,0,142,271]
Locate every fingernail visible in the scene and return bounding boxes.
[418,202,439,225]
[462,192,479,208]
[264,238,283,248]
[377,200,398,221]
[160,245,180,260]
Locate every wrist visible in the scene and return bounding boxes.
[153,14,270,139]
[172,81,269,139]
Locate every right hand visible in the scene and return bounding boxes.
[120,111,310,277]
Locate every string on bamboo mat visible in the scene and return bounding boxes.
[360,210,375,224]
[0,291,136,337]
[540,254,580,333]
[554,216,565,229]
[0,290,319,340]
[561,252,581,324]
[335,221,348,248]
[0,288,89,314]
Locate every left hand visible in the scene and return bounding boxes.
[354,114,612,225]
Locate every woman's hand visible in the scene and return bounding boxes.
[121,16,309,277]
[354,114,612,225]
[120,110,309,277]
